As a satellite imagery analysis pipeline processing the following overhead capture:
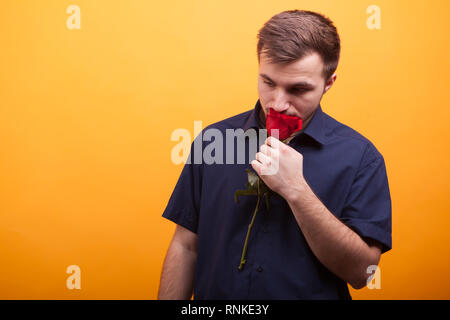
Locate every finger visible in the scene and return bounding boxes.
[251,159,262,176]
[259,144,271,156]
[255,151,271,167]
[266,136,281,149]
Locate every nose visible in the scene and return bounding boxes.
[269,89,290,113]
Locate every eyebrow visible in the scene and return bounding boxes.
[260,73,315,89]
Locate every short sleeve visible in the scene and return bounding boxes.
[340,144,392,254]
[162,140,203,234]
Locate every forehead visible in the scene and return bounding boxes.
[259,51,324,85]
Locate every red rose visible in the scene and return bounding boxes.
[235,108,303,271]
[266,108,303,141]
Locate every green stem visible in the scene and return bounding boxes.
[238,179,261,271]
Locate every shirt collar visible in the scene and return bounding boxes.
[300,104,327,145]
[243,99,264,131]
[243,99,327,145]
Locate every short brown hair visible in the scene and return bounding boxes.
[257,10,340,82]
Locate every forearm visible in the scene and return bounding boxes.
[285,182,380,289]
[158,242,197,299]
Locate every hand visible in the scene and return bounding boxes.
[251,136,307,201]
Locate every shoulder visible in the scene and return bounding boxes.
[322,112,384,168]
[202,109,254,132]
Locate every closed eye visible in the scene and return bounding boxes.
[264,79,309,95]
[264,80,275,87]
[289,88,306,94]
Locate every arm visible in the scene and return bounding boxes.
[252,136,382,289]
[285,181,382,289]
[158,225,198,299]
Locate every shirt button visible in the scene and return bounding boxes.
[263,226,268,233]
[257,266,263,272]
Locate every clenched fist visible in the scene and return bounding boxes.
[251,136,307,202]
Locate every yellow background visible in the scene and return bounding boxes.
[1,0,449,299]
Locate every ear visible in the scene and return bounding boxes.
[323,73,337,94]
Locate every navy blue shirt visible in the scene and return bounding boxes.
[162,99,392,299]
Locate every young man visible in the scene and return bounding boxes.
[158,10,392,300]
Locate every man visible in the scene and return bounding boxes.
[158,10,392,299]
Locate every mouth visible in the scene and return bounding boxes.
[262,104,299,116]
[264,108,299,118]
[265,108,303,140]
